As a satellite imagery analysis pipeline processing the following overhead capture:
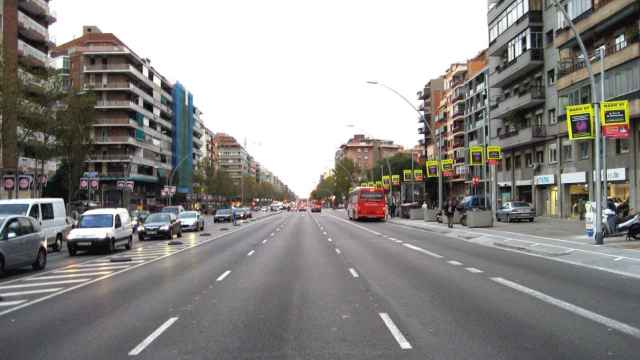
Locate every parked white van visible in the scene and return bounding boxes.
[0,198,68,252]
[66,208,133,255]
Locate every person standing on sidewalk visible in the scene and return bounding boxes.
[445,197,457,228]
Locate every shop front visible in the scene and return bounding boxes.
[498,181,512,208]
[534,175,557,217]
[561,172,588,219]
[515,180,532,203]
[595,168,630,212]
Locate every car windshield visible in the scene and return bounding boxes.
[179,212,198,219]
[217,209,231,215]
[78,214,113,228]
[0,204,29,216]
[161,207,180,214]
[511,202,530,207]
[146,213,171,223]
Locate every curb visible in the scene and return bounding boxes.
[493,241,572,257]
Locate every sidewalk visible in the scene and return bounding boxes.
[389,216,640,280]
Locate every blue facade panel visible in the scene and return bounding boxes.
[172,82,194,194]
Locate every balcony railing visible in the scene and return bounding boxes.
[558,33,640,78]
[17,40,49,66]
[18,11,49,41]
[496,49,543,74]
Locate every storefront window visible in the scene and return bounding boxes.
[568,184,588,219]
[616,139,630,154]
[579,142,589,159]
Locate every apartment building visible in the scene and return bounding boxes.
[552,0,640,218]
[52,26,202,207]
[213,133,251,185]
[335,134,403,171]
[417,77,445,160]
[1,0,57,198]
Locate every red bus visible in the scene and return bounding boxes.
[347,187,387,221]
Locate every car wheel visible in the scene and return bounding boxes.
[32,248,47,270]
[125,236,133,250]
[68,244,77,256]
[506,215,511,223]
[53,234,63,252]
[529,217,534,223]
[0,256,5,275]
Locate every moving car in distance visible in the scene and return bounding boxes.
[0,215,47,274]
[161,205,185,216]
[496,201,536,223]
[0,198,68,252]
[214,208,233,223]
[179,211,205,232]
[138,212,182,241]
[347,187,387,221]
[66,208,133,255]
[311,201,322,213]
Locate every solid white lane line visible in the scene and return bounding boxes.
[0,300,27,307]
[79,261,145,267]
[402,243,443,258]
[128,317,179,356]
[328,238,333,242]
[349,268,359,278]
[27,272,112,280]
[0,288,63,297]
[395,240,403,244]
[379,313,413,350]
[216,270,231,282]
[389,237,398,242]
[447,261,463,266]
[335,248,341,254]
[0,279,89,290]
[247,250,255,256]
[491,277,640,339]
[465,267,483,274]
[55,266,130,273]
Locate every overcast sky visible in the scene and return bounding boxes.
[51,0,488,197]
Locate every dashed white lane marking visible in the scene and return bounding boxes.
[335,248,341,254]
[247,250,255,256]
[216,270,231,282]
[614,257,624,262]
[389,237,398,242]
[402,243,443,258]
[323,231,328,235]
[395,240,403,244]
[0,300,27,307]
[0,279,89,290]
[270,233,275,237]
[491,277,640,339]
[128,317,179,356]
[465,267,483,274]
[328,238,333,242]
[27,272,113,280]
[0,288,63,297]
[447,261,463,266]
[379,313,413,350]
[262,239,268,244]
[349,268,359,278]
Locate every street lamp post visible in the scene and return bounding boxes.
[552,0,604,244]
[367,81,442,210]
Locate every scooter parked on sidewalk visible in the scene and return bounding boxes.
[602,208,640,240]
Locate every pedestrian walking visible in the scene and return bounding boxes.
[232,207,238,226]
[445,197,457,228]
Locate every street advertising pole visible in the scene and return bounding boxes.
[553,0,603,244]
[599,46,608,207]
[411,151,415,203]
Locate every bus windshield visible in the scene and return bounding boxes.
[360,192,384,201]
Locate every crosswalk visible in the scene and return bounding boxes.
[0,237,207,315]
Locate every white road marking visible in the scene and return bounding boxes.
[0,300,27,307]
[447,261,463,266]
[78,261,145,267]
[0,288,63,297]
[379,313,413,350]
[27,272,112,280]
[491,277,640,339]
[262,239,268,244]
[55,265,131,273]
[402,243,443,258]
[247,250,255,256]
[614,257,624,262]
[335,248,341,254]
[0,279,89,290]
[216,270,231,282]
[465,267,483,274]
[323,231,327,235]
[395,240,403,244]
[328,238,333,242]
[270,233,275,237]
[128,317,179,356]
[349,268,359,278]
[389,237,398,242]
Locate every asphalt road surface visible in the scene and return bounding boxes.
[1,209,639,359]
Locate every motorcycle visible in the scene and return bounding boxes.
[602,208,640,239]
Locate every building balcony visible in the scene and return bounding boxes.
[451,107,465,119]
[93,136,137,146]
[86,153,135,162]
[496,125,547,150]
[17,40,49,68]
[84,64,154,89]
[555,0,637,49]
[418,103,425,111]
[488,11,542,57]
[451,121,465,135]
[417,90,426,100]
[94,118,139,127]
[17,11,51,45]
[95,100,172,130]
[490,49,543,89]
[418,126,425,135]
[18,0,56,24]
[492,86,545,119]
[557,36,640,91]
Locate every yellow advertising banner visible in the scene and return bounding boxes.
[601,100,630,126]
[486,145,502,160]
[413,169,424,182]
[566,104,594,140]
[469,146,484,166]
[403,169,413,182]
[441,159,454,172]
[382,175,390,189]
[426,160,439,178]
[375,181,383,189]
[391,175,400,186]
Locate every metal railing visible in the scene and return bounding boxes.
[18,11,48,39]
[17,40,48,64]
[558,34,639,78]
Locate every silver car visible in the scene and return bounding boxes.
[496,201,536,223]
[179,211,205,232]
[0,215,47,274]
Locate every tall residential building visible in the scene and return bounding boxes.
[417,77,445,160]
[1,0,57,198]
[552,0,639,218]
[335,134,403,171]
[213,133,251,184]
[202,127,215,168]
[52,26,202,207]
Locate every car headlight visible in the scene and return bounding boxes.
[160,225,170,231]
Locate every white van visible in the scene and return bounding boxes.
[66,208,133,255]
[0,198,68,252]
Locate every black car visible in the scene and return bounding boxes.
[138,213,182,241]
[214,208,232,223]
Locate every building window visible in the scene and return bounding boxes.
[580,85,591,104]
[615,34,627,52]
[579,142,589,159]
[505,157,512,171]
[548,108,557,124]
[488,0,530,43]
[616,139,630,154]
[506,29,543,63]
[514,155,522,169]
[549,143,558,163]
[547,69,555,86]
[525,153,533,168]
[364,148,368,153]
[545,30,554,47]
[536,150,544,164]
[357,148,362,153]
[562,143,573,162]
